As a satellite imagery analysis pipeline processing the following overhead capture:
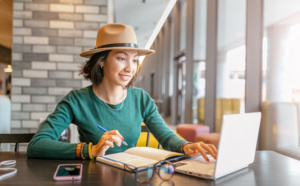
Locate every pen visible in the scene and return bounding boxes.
[97,125,128,146]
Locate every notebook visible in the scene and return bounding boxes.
[96,147,184,172]
[174,112,261,180]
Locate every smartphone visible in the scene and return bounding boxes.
[53,164,82,181]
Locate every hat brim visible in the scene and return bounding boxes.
[80,47,155,58]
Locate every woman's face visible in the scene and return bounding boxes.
[102,50,139,87]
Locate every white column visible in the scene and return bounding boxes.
[205,0,218,131]
[216,52,229,98]
[184,0,195,123]
[245,0,263,113]
[266,25,292,102]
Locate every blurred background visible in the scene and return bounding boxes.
[1,0,300,157]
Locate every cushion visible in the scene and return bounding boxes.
[196,133,220,149]
[176,124,210,142]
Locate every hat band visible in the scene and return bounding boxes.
[95,43,138,49]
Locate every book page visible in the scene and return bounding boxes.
[125,147,184,161]
[97,152,158,169]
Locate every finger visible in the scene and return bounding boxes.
[106,130,125,141]
[105,136,115,148]
[92,142,109,157]
[195,143,209,161]
[109,135,122,147]
[200,143,217,159]
[185,147,197,156]
[100,134,108,143]
[201,143,217,159]
[208,144,218,158]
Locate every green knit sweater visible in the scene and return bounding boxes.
[27,85,187,159]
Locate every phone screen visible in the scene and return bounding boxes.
[53,164,82,181]
[56,165,81,177]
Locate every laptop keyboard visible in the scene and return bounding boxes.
[174,155,216,175]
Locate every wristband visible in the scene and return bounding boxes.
[181,142,193,155]
[76,143,82,159]
[88,142,93,160]
[80,143,86,160]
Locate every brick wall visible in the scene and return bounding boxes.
[11,0,107,133]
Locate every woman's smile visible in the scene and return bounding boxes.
[119,74,132,81]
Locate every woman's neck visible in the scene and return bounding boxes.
[93,82,126,104]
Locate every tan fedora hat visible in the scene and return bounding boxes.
[80,23,155,58]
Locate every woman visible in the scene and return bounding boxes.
[27,23,217,161]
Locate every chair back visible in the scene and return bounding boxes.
[139,124,161,149]
[0,133,35,152]
[137,123,185,149]
[264,102,299,150]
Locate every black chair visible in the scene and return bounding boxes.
[58,127,71,142]
[141,125,161,149]
[0,133,35,152]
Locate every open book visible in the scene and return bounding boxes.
[96,147,184,172]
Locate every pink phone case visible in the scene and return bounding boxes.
[53,164,82,181]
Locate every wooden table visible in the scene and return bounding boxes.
[1,151,300,185]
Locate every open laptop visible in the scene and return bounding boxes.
[174,112,261,180]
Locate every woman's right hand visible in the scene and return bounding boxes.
[91,130,124,157]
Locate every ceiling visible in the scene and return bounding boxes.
[0,0,170,50]
[113,0,171,49]
[1,0,300,51]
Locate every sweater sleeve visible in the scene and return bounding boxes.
[27,92,89,159]
[142,91,187,152]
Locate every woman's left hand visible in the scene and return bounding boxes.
[182,142,217,161]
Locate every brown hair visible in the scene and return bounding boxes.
[80,50,140,87]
